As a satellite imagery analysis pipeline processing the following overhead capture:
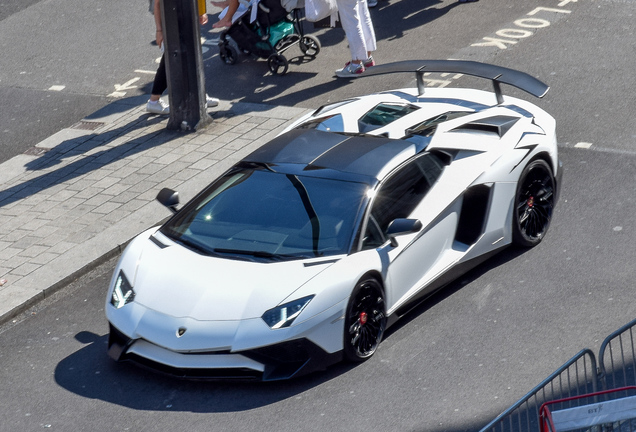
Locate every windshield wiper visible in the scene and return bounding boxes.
[173,237,214,256]
[214,248,274,257]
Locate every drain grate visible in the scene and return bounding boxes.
[70,120,105,131]
[23,147,50,156]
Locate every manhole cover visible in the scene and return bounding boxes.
[70,120,105,131]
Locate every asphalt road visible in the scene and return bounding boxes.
[1,0,636,431]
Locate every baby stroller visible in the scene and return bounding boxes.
[218,0,321,75]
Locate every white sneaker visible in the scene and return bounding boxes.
[335,62,365,78]
[345,56,375,68]
[146,99,170,115]
[206,95,219,108]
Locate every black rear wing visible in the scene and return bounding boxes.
[357,60,549,104]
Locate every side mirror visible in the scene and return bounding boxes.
[156,188,179,214]
[386,218,422,247]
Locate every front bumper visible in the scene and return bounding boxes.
[108,323,342,381]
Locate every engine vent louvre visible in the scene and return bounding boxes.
[452,115,519,137]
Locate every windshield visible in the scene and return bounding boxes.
[160,166,369,261]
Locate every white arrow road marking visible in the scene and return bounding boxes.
[108,77,142,98]
[107,91,127,98]
[114,77,140,92]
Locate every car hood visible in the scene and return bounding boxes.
[131,234,336,321]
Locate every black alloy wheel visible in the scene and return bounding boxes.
[343,278,386,362]
[512,159,555,247]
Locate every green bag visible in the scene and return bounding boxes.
[267,20,295,46]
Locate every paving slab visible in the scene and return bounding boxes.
[0,99,310,324]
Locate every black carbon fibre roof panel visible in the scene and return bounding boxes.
[244,129,414,179]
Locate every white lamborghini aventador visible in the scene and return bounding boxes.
[105,60,562,380]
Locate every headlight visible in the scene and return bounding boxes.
[110,271,135,309]
[262,296,314,329]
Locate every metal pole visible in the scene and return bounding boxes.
[161,0,212,131]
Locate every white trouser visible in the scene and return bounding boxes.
[335,0,376,61]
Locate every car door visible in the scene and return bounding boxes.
[360,152,453,313]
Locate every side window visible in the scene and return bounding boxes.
[361,153,444,249]
[417,152,445,186]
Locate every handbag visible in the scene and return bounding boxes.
[305,0,338,24]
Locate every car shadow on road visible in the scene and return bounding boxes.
[54,331,356,413]
[52,246,530,414]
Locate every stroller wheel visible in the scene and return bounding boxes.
[299,35,321,57]
[267,54,289,75]
[219,44,239,65]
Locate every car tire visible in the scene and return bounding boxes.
[512,159,555,247]
[343,278,387,362]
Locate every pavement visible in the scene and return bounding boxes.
[0,96,310,324]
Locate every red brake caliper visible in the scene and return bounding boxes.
[359,312,368,325]
[527,196,534,208]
